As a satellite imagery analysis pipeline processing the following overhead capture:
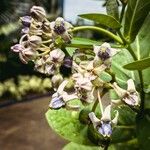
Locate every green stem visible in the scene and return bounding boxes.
[139,71,145,114]
[92,99,99,112]
[104,145,109,150]
[72,26,123,44]
[116,125,135,129]
[120,4,126,23]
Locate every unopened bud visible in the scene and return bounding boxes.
[28,35,42,48]
[20,16,32,27]
[30,6,46,22]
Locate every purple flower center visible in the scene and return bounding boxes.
[21,16,32,27]
[98,47,110,61]
[54,22,66,35]
[49,97,65,109]
[98,121,112,137]
[63,57,72,68]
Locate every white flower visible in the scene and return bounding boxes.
[49,48,65,63]
[93,42,119,67]
[50,17,73,43]
[89,105,119,137]
[113,79,140,107]
[49,80,79,110]
[73,73,93,91]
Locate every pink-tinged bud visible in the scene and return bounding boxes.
[30,6,46,22]
[11,44,24,53]
[20,16,32,27]
[28,35,42,48]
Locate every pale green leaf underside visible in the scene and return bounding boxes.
[79,13,121,29]
[45,109,93,145]
[124,57,150,70]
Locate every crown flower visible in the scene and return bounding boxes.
[89,105,119,137]
[113,79,140,107]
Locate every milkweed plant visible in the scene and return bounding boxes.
[11,0,150,149]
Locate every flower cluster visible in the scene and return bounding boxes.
[11,6,140,141]
[11,6,73,70]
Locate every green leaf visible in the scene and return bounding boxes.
[45,108,93,145]
[124,0,150,42]
[136,110,150,150]
[131,13,150,85]
[71,37,100,45]
[111,49,139,87]
[63,142,101,150]
[79,13,121,29]
[124,57,150,70]
[106,0,119,20]
[99,71,112,82]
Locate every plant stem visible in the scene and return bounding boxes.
[139,70,145,114]
[104,144,109,150]
[116,125,135,129]
[120,4,126,23]
[72,26,123,44]
[92,99,99,112]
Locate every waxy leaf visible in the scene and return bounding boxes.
[131,14,150,85]
[124,57,150,70]
[79,13,121,29]
[124,0,150,42]
[63,142,101,150]
[111,49,139,87]
[45,108,93,145]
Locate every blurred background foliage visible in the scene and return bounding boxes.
[0,0,63,101]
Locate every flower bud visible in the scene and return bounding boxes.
[30,6,46,22]
[20,16,32,27]
[21,27,29,34]
[51,74,63,89]
[28,35,42,48]
[19,48,37,64]
[50,49,65,63]
[11,44,24,53]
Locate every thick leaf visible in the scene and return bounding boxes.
[66,37,100,56]
[71,37,100,45]
[45,108,93,145]
[63,142,101,150]
[136,110,150,150]
[124,57,150,70]
[131,14,150,85]
[106,0,119,20]
[124,0,150,42]
[111,49,139,87]
[79,13,121,29]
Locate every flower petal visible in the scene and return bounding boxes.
[127,79,136,92]
[112,110,119,125]
[89,112,100,128]
[113,82,127,98]
[101,105,111,121]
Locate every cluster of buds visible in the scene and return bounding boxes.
[11,6,73,67]
[11,5,141,142]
